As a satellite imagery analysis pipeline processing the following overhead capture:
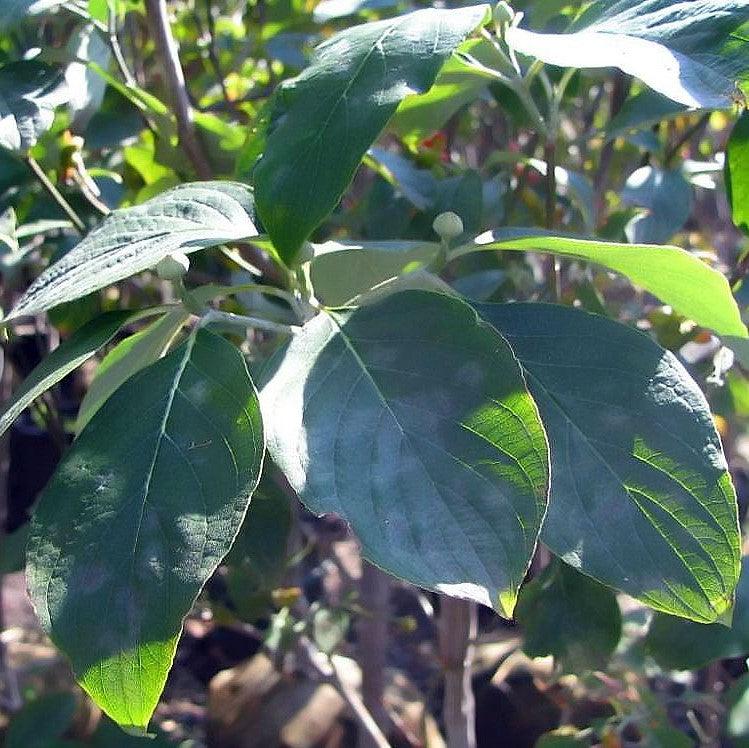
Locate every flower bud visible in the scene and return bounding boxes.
[154,251,190,281]
[432,211,464,241]
[493,2,514,27]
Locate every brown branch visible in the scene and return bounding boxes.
[439,598,477,748]
[144,0,212,180]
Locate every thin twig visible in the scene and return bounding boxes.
[296,637,391,748]
[665,112,710,167]
[144,0,212,179]
[25,156,86,234]
[203,0,234,109]
[108,0,137,87]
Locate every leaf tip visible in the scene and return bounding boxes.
[496,587,519,620]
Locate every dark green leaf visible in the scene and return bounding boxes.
[5,182,258,321]
[605,89,688,143]
[726,110,749,236]
[0,524,30,574]
[389,38,497,147]
[5,692,77,748]
[27,329,264,730]
[252,5,488,262]
[507,1,749,108]
[260,290,549,617]
[224,477,292,621]
[309,240,440,305]
[475,303,741,623]
[0,60,68,153]
[517,562,622,672]
[456,229,747,337]
[75,308,190,432]
[646,557,749,669]
[620,166,693,244]
[0,309,159,439]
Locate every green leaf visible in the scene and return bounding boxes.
[75,308,190,433]
[605,89,688,143]
[475,303,741,622]
[0,309,160,439]
[620,166,693,244]
[0,524,30,574]
[646,557,749,669]
[252,4,489,262]
[27,329,264,731]
[260,290,549,617]
[5,692,77,748]
[4,182,258,321]
[389,38,497,147]
[0,0,65,28]
[0,60,68,153]
[455,229,747,338]
[726,110,749,236]
[309,239,440,305]
[516,561,622,672]
[224,477,292,621]
[506,1,749,108]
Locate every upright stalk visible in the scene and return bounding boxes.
[357,562,391,748]
[144,0,212,179]
[439,598,478,748]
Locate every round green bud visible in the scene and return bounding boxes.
[432,211,464,240]
[493,2,514,26]
[154,251,190,281]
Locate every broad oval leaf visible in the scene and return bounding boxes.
[506,1,749,109]
[0,60,68,153]
[455,228,747,338]
[726,110,749,236]
[0,308,163,439]
[260,290,549,616]
[310,239,440,305]
[5,182,258,321]
[389,37,496,147]
[646,557,749,670]
[251,5,488,262]
[516,561,622,673]
[475,302,741,623]
[75,308,190,433]
[27,328,264,730]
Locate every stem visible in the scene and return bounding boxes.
[665,112,710,167]
[199,308,299,335]
[25,156,86,234]
[204,0,234,108]
[296,637,390,748]
[593,73,631,225]
[543,141,557,230]
[439,598,477,748]
[356,562,391,748]
[108,0,137,87]
[144,0,212,179]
